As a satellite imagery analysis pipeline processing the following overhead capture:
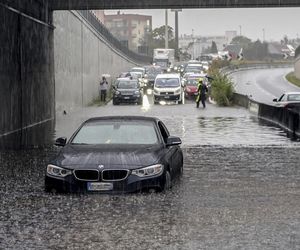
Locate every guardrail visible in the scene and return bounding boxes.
[221,62,294,75]
[77,10,152,65]
[233,93,300,139]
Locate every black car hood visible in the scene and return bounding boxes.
[54,144,165,170]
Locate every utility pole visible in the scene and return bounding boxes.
[239,25,242,36]
[165,9,168,49]
[171,9,182,61]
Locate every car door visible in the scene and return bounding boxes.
[158,121,182,176]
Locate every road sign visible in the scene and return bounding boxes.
[283,53,289,59]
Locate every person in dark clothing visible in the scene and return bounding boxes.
[196,78,208,108]
[99,76,108,102]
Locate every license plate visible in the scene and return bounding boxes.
[87,182,113,191]
[194,93,198,95]
[165,96,170,99]
[124,97,130,99]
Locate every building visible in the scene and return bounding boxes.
[180,34,227,59]
[104,11,152,52]
[92,10,105,23]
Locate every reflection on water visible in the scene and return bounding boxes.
[161,115,298,146]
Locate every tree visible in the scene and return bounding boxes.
[231,36,252,46]
[139,25,175,56]
[295,45,300,58]
[210,41,218,53]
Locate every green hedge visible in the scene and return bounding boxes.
[211,71,234,106]
[295,45,300,58]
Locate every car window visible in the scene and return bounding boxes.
[117,80,138,89]
[72,121,159,145]
[158,121,170,143]
[155,78,180,88]
[287,94,300,101]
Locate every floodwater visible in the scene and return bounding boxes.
[1,99,300,249]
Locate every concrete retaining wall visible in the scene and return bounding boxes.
[54,11,138,112]
[295,57,300,79]
[0,2,55,149]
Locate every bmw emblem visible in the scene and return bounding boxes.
[98,165,104,169]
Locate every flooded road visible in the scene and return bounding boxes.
[1,99,300,249]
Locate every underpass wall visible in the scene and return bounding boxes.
[0,2,55,149]
[53,11,139,112]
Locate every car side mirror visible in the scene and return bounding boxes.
[273,98,278,102]
[55,137,67,147]
[166,136,182,147]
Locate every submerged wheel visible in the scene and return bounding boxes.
[163,170,172,191]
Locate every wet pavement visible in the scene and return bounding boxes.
[1,97,300,249]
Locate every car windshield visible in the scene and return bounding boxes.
[130,72,142,78]
[287,94,300,101]
[155,78,180,88]
[185,66,202,72]
[186,79,198,86]
[131,68,144,74]
[72,121,159,145]
[117,80,138,89]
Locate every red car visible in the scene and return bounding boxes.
[183,74,206,99]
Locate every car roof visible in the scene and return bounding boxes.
[187,64,203,67]
[116,77,138,81]
[156,73,180,78]
[131,67,144,70]
[85,116,161,124]
[285,92,300,95]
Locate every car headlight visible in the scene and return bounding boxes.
[186,87,191,92]
[115,91,120,95]
[175,88,181,94]
[131,164,163,177]
[134,90,140,95]
[167,68,171,72]
[47,164,72,178]
[144,79,148,83]
[153,89,159,94]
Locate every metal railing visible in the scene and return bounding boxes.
[77,10,152,65]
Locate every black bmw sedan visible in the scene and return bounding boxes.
[45,116,183,193]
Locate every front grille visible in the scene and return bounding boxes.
[74,169,99,181]
[121,91,133,96]
[102,170,129,181]
[160,92,174,95]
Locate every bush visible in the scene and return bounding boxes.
[295,45,300,58]
[211,71,234,106]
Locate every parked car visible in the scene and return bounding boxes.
[153,73,184,104]
[112,78,143,105]
[273,92,300,107]
[45,116,183,193]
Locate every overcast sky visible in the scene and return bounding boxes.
[105,8,300,42]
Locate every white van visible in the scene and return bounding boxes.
[153,74,184,104]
